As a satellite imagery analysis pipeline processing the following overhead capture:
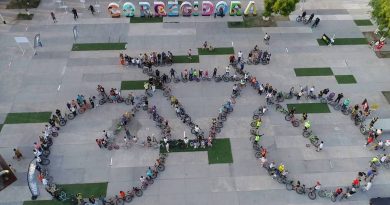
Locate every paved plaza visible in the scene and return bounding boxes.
[1,0,390,204]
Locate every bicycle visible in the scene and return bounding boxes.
[106,195,124,205]
[296,184,317,200]
[286,180,302,192]
[307,135,320,147]
[124,187,143,202]
[65,112,75,120]
[275,104,289,115]
[77,102,92,114]
[318,189,337,202]
[249,136,261,151]
[296,15,306,22]
[302,129,312,138]
[285,114,300,127]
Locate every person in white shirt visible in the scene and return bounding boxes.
[317,141,324,152]
[380,154,388,163]
[225,66,230,75]
[237,51,243,62]
[363,181,372,191]
[183,137,189,148]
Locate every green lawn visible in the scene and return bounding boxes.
[160,138,233,164]
[172,55,200,63]
[227,15,289,28]
[198,47,234,55]
[287,103,330,114]
[294,67,333,76]
[0,124,3,133]
[7,0,40,9]
[317,38,368,46]
[335,75,357,84]
[121,80,148,90]
[71,43,127,51]
[130,17,163,23]
[16,13,34,20]
[23,182,107,205]
[208,138,233,164]
[23,200,63,205]
[354,19,373,26]
[4,112,52,124]
[375,51,390,58]
[382,91,390,104]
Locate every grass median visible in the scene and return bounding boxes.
[172,55,200,63]
[198,47,234,55]
[317,38,368,46]
[335,75,357,84]
[72,43,127,51]
[354,19,373,26]
[130,17,163,23]
[121,80,148,90]
[294,67,333,76]
[382,91,390,104]
[287,103,330,114]
[160,138,233,164]
[227,15,288,28]
[4,112,52,124]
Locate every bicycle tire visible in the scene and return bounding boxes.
[108,98,114,103]
[223,76,230,82]
[40,158,50,165]
[354,118,361,126]
[59,119,66,126]
[191,128,196,134]
[303,130,310,138]
[252,114,259,120]
[125,98,131,105]
[216,122,223,128]
[148,179,154,184]
[292,120,300,127]
[296,187,304,194]
[142,68,148,74]
[383,162,390,169]
[117,198,124,205]
[310,137,319,146]
[318,190,326,198]
[174,78,180,83]
[286,182,293,191]
[182,78,188,83]
[141,184,147,190]
[250,128,258,135]
[253,143,261,151]
[51,132,59,137]
[308,191,316,200]
[250,121,257,127]
[285,115,292,121]
[99,99,105,105]
[334,104,341,110]
[277,176,286,184]
[331,195,337,202]
[275,104,282,111]
[254,151,262,159]
[117,97,124,103]
[43,149,50,156]
[163,91,170,97]
[276,97,284,103]
[343,109,351,115]
[67,113,75,120]
[360,126,367,135]
[125,195,133,202]
[219,115,227,122]
[135,189,143,197]
[158,164,165,172]
[77,108,85,114]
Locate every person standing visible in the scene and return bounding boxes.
[72,8,79,20]
[335,93,344,103]
[13,148,23,161]
[213,67,217,78]
[316,141,324,152]
[50,12,57,23]
[369,117,379,129]
[165,142,170,152]
[237,51,243,62]
[187,49,192,60]
[88,5,95,15]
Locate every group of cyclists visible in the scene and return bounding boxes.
[229,46,272,66]
[297,10,321,28]
[120,51,174,67]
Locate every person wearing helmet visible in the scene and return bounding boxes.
[304,120,311,131]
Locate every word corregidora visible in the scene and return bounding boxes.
[107,0,258,17]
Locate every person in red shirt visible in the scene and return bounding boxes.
[365,136,374,146]
[119,191,126,199]
[352,178,360,188]
[335,187,343,196]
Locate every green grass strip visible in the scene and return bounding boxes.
[121,80,148,90]
[294,67,333,76]
[198,47,234,55]
[59,182,108,197]
[335,75,357,84]
[160,138,233,164]
[287,103,330,114]
[382,91,390,104]
[72,43,126,51]
[208,138,233,164]
[172,55,199,63]
[16,13,34,20]
[130,17,163,23]
[23,183,108,205]
[354,19,373,26]
[0,124,3,133]
[4,112,51,124]
[23,200,63,205]
[317,38,368,46]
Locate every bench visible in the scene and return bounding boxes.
[373,118,390,133]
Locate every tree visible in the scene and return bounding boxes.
[263,0,299,17]
[369,0,390,37]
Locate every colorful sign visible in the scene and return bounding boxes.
[109,1,257,17]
